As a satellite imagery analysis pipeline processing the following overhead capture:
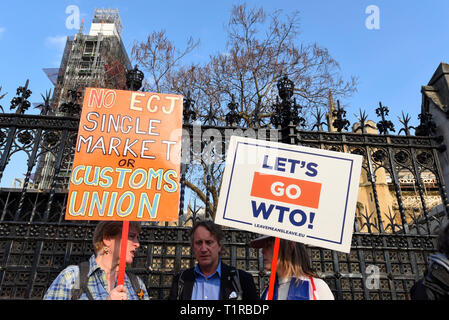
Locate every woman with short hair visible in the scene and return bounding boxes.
[44,221,149,300]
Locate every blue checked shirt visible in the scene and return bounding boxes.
[43,255,149,300]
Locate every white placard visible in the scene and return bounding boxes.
[214,136,363,253]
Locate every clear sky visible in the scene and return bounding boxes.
[1,0,449,187]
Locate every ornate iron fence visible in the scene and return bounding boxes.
[0,77,448,300]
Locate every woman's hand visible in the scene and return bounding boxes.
[107,285,128,300]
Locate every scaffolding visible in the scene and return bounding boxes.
[47,8,131,114]
[93,8,123,36]
[34,8,131,189]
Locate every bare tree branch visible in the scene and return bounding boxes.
[132,4,358,216]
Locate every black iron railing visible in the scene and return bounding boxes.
[0,75,448,300]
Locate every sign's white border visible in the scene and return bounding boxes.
[215,136,363,253]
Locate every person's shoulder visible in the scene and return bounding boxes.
[221,262,253,277]
[311,277,327,284]
[236,268,254,279]
[43,264,80,300]
[233,266,256,283]
[174,267,195,280]
[297,277,330,288]
[168,267,195,300]
[310,277,330,288]
[55,265,79,281]
[311,277,335,300]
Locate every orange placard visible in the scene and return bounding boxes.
[65,88,183,222]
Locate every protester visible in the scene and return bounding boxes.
[44,221,149,300]
[410,222,449,300]
[250,235,334,300]
[168,220,259,300]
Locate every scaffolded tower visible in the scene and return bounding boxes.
[34,8,132,189]
[50,8,131,114]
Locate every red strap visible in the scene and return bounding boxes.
[309,276,317,300]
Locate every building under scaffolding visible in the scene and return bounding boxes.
[34,8,132,189]
[51,8,131,114]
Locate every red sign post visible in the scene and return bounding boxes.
[117,221,130,286]
[266,237,280,300]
